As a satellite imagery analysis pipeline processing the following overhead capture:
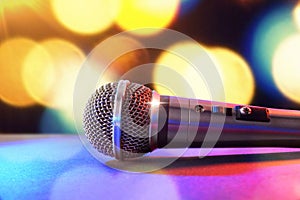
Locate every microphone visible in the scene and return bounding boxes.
[83,80,300,160]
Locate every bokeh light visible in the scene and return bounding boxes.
[293,2,300,30]
[246,5,298,94]
[22,38,85,110]
[0,0,37,11]
[154,41,213,100]
[207,47,255,104]
[51,0,120,35]
[152,84,177,97]
[116,0,180,35]
[95,35,150,83]
[154,42,254,104]
[272,34,300,104]
[0,37,37,107]
[95,47,150,87]
[39,108,77,134]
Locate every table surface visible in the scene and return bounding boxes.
[1,134,300,200]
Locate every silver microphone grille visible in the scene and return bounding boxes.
[83,81,153,159]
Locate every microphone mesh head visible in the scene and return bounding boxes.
[83,81,153,159]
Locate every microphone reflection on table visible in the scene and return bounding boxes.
[83,80,300,160]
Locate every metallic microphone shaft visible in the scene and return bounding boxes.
[155,95,300,149]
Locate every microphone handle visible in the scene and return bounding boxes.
[155,96,300,149]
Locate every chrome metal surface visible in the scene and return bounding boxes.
[112,80,129,160]
[149,90,160,150]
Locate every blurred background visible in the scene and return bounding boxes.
[1,0,300,134]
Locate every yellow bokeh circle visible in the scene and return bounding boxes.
[116,0,180,35]
[154,42,255,104]
[272,34,300,104]
[0,37,38,107]
[207,47,255,104]
[22,38,85,110]
[154,42,212,100]
[51,0,120,35]
[293,2,300,31]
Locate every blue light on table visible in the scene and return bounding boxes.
[0,136,179,200]
[0,136,83,200]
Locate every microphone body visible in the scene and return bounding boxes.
[154,95,300,150]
